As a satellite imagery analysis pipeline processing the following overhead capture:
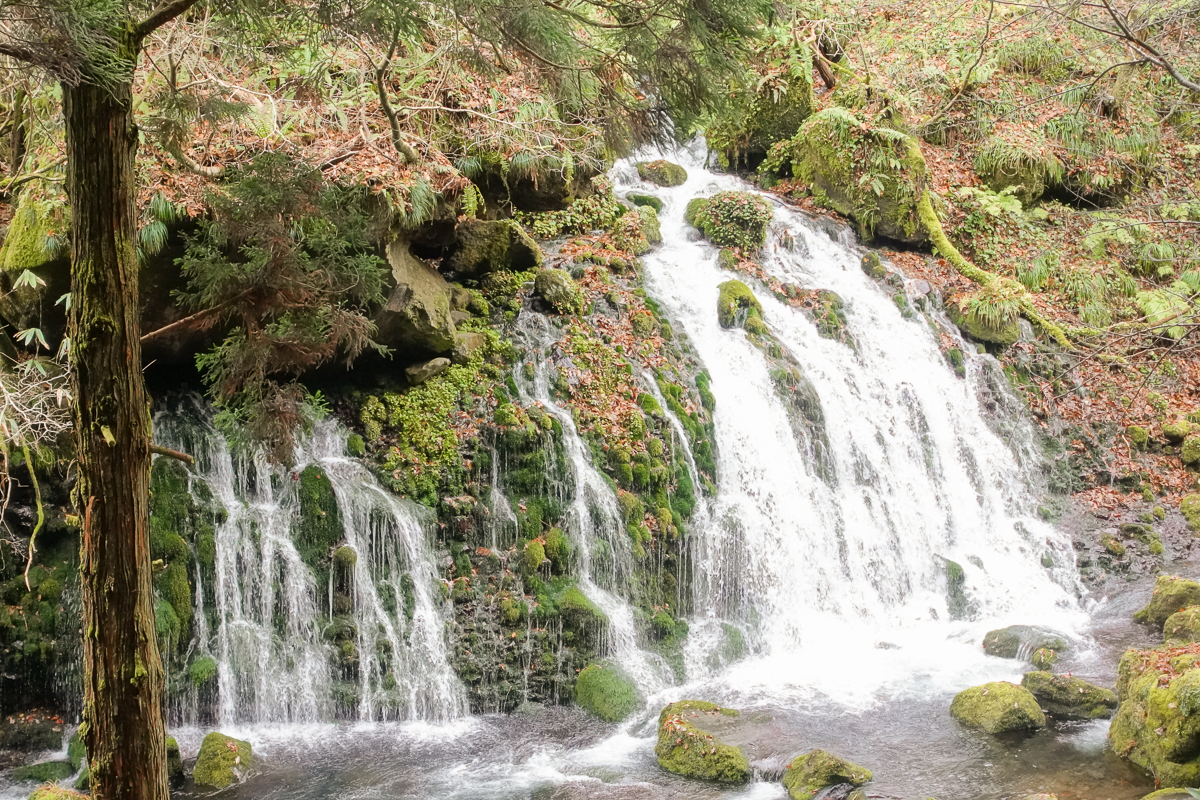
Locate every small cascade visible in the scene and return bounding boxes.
[512,312,673,694]
[611,149,1085,700]
[152,399,466,725]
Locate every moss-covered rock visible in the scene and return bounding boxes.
[575,663,641,722]
[973,134,1065,207]
[1140,790,1197,799]
[533,269,584,315]
[0,719,62,752]
[1128,425,1150,449]
[861,252,887,280]
[772,108,929,244]
[1182,495,1200,532]
[373,240,458,354]
[655,700,750,784]
[982,625,1067,661]
[685,192,774,251]
[1031,647,1060,670]
[637,160,688,187]
[189,655,218,687]
[67,731,85,772]
[950,681,1046,734]
[1020,670,1118,720]
[193,731,253,789]
[0,193,69,341]
[1135,577,1200,628]
[1110,644,1200,785]
[782,750,873,800]
[166,736,186,787]
[294,465,342,580]
[717,280,764,330]
[708,66,815,170]
[947,296,1020,348]
[627,194,663,213]
[1163,420,1193,444]
[28,787,87,800]
[1165,606,1200,646]
[446,219,543,277]
[638,205,662,246]
[11,760,73,783]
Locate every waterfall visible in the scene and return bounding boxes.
[612,149,1086,703]
[153,399,467,725]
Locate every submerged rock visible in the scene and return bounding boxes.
[1110,644,1200,785]
[637,160,688,187]
[1020,671,1118,720]
[950,681,1046,734]
[574,663,641,722]
[1164,606,1200,646]
[655,700,750,784]
[982,625,1067,663]
[193,731,253,789]
[1135,576,1200,628]
[782,750,873,800]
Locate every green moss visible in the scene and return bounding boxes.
[193,731,253,789]
[1183,436,1200,465]
[11,760,73,783]
[655,700,750,784]
[686,192,774,251]
[944,560,967,620]
[533,269,584,314]
[783,750,872,800]
[861,252,887,280]
[166,736,185,787]
[628,194,663,213]
[575,663,641,722]
[333,545,357,572]
[637,160,687,187]
[1110,645,1200,785]
[1020,670,1117,720]
[295,465,342,574]
[709,64,815,169]
[0,195,59,273]
[190,655,218,687]
[67,732,85,771]
[500,597,526,625]
[154,598,181,645]
[1182,495,1200,531]
[544,527,569,573]
[523,540,546,574]
[346,434,366,457]
[1128,425,1150,449]
[949,681,1046,734]
[717,280,763,329]
[1136,576,1200,627]
[637,205,662,246]
[157,562,192,646]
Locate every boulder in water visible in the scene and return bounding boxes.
[685,192,774,251]
[717,280,764,330]
[1135,576,1200,628]
[636,160,688,187]
[627,194,663,213]
[950,681,1046,734]
[575,663,641,722]
[193,731,253,789]
[782,750,873,800]
[533,269,583,315]
[1020,671,1118,720]
[10,760,73,783]
[1164,606,1200,646]
[655,700,750,784]
[166,736,186,787]
[1110,644,1200,785]
[982,625,1067,662]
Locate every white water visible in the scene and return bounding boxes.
[153,402,467,725]
[611,145,1087,708]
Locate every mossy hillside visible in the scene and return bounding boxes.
[575,662,641,722]
[707,49,815,170]
[1020,670,1118,720]
[517,177,625,240]
[783,750,873,800]
[193,731,253,789]
[685,192,774,251]
[637,160,687,187]
[949,681,1046,734]
[764,108,928,244]
[973,134,1065,207]
[655,700,750,784]
[1135,577,1200,628]
[1110,644,1200,785]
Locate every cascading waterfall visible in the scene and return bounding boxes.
[512,312,673,694]
[611,148,1086,702]
[153,399,467,725]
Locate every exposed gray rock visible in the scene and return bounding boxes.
[406,357,451,385]
[373,240,457,354]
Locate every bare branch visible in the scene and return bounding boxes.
[134,0,202,40]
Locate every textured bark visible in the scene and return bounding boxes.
[65,31,168,800]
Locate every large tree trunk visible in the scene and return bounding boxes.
[64,32,168,800]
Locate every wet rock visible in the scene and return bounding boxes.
[627,194,663,213]
[373,240,457,355]
[950,681,1046,734]
[193,731,253,789]
[1141,790,1196,799]
[10,759,73,783]
[1135,576,1200,628]
[1020,670,1118,720]
[717,280,763,330]
[574,662,641,722]
[533,269,582,315]
[655,700,751,784]
[0,718,62,752]
[166,736,186,787]
[636,160,688,187]
[1110,644,1200,785]
[445,219,542,277]
[947,296,1020,348]
[451,332,486,365]
[1164,606,1200,646]
[406,357,450,385]
[982,625,1068,663]
[782,750,872,800]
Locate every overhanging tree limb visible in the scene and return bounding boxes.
[135,0,203,40]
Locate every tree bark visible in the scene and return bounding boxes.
[65,30,168,800]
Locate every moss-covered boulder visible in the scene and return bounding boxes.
[293,465,342,584]
[685,192,774,251]
[982,625,1067,661]
[1165,606,1200,646]
[637,160,688,187]
[533,269,584,315]
[627,194,663,213]
[193,731,253,789]
[11,760,74,783]
[950,681,1046,734]
[1162,420,1193,444]
[373,240,458,355]
[1021,671,1118,720]
[575,663,641,722]
[67,731,85,772]
[655,700,750,784]
[972,135,1065,207]
[717,280,764,330]
[28,787,87,800]
[166,736,186,787]
[782,750,873,800]
[0,192,69,343]
[1183,495,1200,532]
[638,205,662,246]
[1140,790,1197,799]
[1135,577,1200,628]
[947,295,1021,348]
[772,108,929,244]
[1109,644,1200,785]
[446,219,543,276]
[0,719,62,751]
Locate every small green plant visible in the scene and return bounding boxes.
[688,191,774,251]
